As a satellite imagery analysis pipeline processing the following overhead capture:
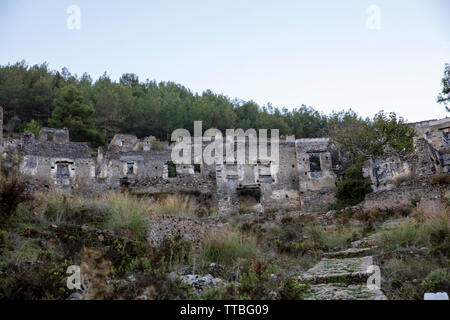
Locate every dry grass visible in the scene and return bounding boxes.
[102,192,151,240]
[151,194,197,217]
[380,213,449,252]
[200,228,257,267]
[391,171,414,187]
[430,173,450,185]
[34,191,152,240]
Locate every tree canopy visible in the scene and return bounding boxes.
[49,85,104,147]
[437,63,450,112]
[0,60,416,160]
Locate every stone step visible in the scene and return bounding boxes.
[323,247,377,259]
[298,256,374,284]
[305,283,387,300]
[351,236,379,248]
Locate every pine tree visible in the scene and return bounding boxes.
[49,84,104,147]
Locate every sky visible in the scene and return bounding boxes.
[0,0,449,122]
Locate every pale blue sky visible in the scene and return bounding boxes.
[1,0,449,122]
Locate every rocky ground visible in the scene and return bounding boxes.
[0,184,448,300]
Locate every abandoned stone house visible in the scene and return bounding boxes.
[362,117,450,192]
[0,105,449,213]
[19,128,96,192]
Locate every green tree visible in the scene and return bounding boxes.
[22,119,41,136]
[371,111,415,156]
[284,105,327,138]
[328,110,414,160]
[437,63,450,112]
[49,85,104,147]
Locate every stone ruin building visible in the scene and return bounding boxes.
[0,106,449,215]
[362,117,450,192]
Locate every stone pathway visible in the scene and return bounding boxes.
[298,236,387,300]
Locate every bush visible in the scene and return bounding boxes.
[151,139,165,151]
[0,177,29,226]
[392,172,414,187]
[420,268,450,294]
[380,254,447,300]
[380,221,422,249]
[0,230,6,249]
[279,278,311,300]
[22,119,41,136]
[425,214,450,254]
[239,259,278,299]
[328,160,372,210]
[380,214,449,253]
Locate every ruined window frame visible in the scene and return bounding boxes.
[127,162,135,175]
[309,154,321,172]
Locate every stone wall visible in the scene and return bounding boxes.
[362,153,412,192]
[296,138,336,212]
[411,117,450,150]
[38,127,70,144]
[18,131,95,193]
[360,185,448,215]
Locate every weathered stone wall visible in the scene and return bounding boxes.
[411,117,450,150]
[296,138,336,212]
[363,153,413,192]
[262,141,300,210]
[440,146,450,174]
[214,138,308,213]
[360,185,448,215]
[101,135,217,193]
[414,138,441,176]
[20,154,95,192]
[38,127,70,144]
[18,131,96,192]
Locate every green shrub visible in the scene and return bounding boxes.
[380,214,449,252]
[380,254,446,300]
[238,259,278,299]
[421,268,450,294]
[0,177,29,226]
[425,214,450,254]
[279,278,311,300]
[380,221,422,249]
[151,139,165,151]
[0,230,6,249]
[328,160,372,210]
[22,119,41,136]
